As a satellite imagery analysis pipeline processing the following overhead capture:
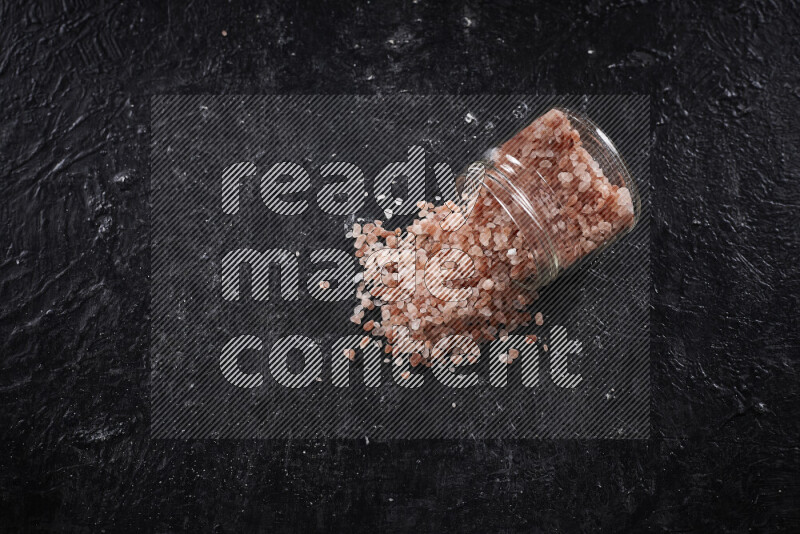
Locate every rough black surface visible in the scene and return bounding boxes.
[1,0,798,532]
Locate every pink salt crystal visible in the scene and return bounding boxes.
[535,312,544,326]
[616,187,634,215]
[594,180,610,198]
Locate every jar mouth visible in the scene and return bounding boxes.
[478,162,561,290]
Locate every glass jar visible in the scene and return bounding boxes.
[457,107,642,292]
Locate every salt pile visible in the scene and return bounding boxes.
[351,109,636,363]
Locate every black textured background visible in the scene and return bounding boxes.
[1,0,798,532]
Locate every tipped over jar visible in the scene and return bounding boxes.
[469,107,641,290]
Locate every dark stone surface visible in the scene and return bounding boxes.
[1,0,798,531]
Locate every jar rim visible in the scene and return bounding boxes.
[479,162,561,290]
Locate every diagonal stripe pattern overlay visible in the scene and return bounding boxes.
[150,95,650,439]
